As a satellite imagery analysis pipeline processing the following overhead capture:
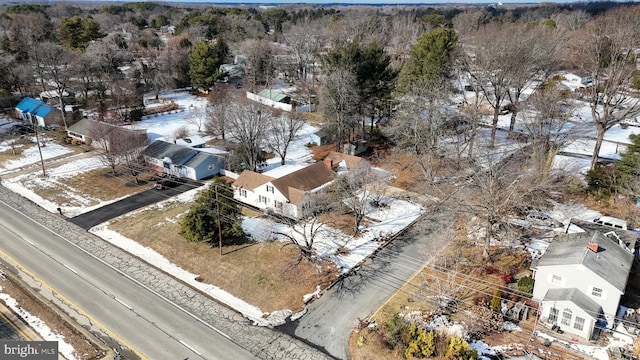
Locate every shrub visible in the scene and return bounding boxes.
[383,316,410,353]
[517,276,535,296]
[129,108,144,121]
[445,336,478,359]
[490,290,502,313]
[500,274,514,284]
[586,164,616,200]
[404,325,436,358]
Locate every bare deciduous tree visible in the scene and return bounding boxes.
[239,38,275,92]
[553,9,591,31]
[283,18,324,85]
[461,23,522,147]
[205,84,237,140]
[571,6,640,170]
[117,128,149,184]
[274,192,330,265]
[504,25,565,134]
[225,101,269,171]
[89,121,122,175]
[520,84,581,178]
[330,161,386,233]
[387,78,452,182]
[33,42,73,128]
[452,152,550,260]
[186,105,207,133]
[266,112,306,165]
[319,68,360,152]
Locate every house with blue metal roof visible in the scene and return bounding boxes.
[141,139,226,180]
[14,97,61,128]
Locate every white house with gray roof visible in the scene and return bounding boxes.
[141,140,226,181]
[531,231,634,340]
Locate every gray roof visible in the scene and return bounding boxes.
[142,140,198,166]
[67,118,93,135]
[569,219,638,251]
[185,151,223,169]
[536,231,634,292]
[543,288,602,319]
[175,135,206,147]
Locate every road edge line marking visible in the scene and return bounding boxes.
[0,248,147,360]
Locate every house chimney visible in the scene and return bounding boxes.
[587,243,600,253]
[324,158,334,170]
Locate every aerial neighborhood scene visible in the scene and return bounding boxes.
[1,0,640,359]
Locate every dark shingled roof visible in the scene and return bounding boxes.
[535,231,633,292]
[271,162,336,204]
[543,288,603,319]
[141,139,197,166]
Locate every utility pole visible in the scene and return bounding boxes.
[215,185,223,256]
[34,123,46,177]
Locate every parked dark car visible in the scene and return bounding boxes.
[155,178,180,190]
[10,124,35,135]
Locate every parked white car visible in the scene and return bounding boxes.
[592,216,628,230]
[526,211,560,228]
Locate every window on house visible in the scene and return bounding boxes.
[259,195,268,204]
[574,316,585,331]
[266,185,274,193]
[551,274,562,285]
[275,201,283,209]
[240,189,247,198]
[561,309,572,326]
[591,287,603,298]
[549,308,558,323]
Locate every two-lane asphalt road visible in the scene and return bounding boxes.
[0,199,254,360]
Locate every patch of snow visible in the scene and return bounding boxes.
[0,284,79,360]
[0,141,73,173]
[526,239,550,259]
[303,285,321,303]
[290,308,307,321]
[264,309,292,327]
[503,321,522,332]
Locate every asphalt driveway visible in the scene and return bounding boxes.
[277,211,453,360]
[69,180,203,230]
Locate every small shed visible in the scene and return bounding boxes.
[257,89,290,104]
[309,129,330,146]
[344,140,368,156]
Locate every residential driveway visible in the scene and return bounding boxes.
[69,181,203,229]
[278,211,453,360]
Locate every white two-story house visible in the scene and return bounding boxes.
[531,231,634,340]
[232,161,336,219]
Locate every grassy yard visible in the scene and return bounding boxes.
[59,168,155,200]
[107,200,333,313]
[17,167,155,208]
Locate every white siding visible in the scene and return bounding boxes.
[541,300,594,340]
[533,264,622,327]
